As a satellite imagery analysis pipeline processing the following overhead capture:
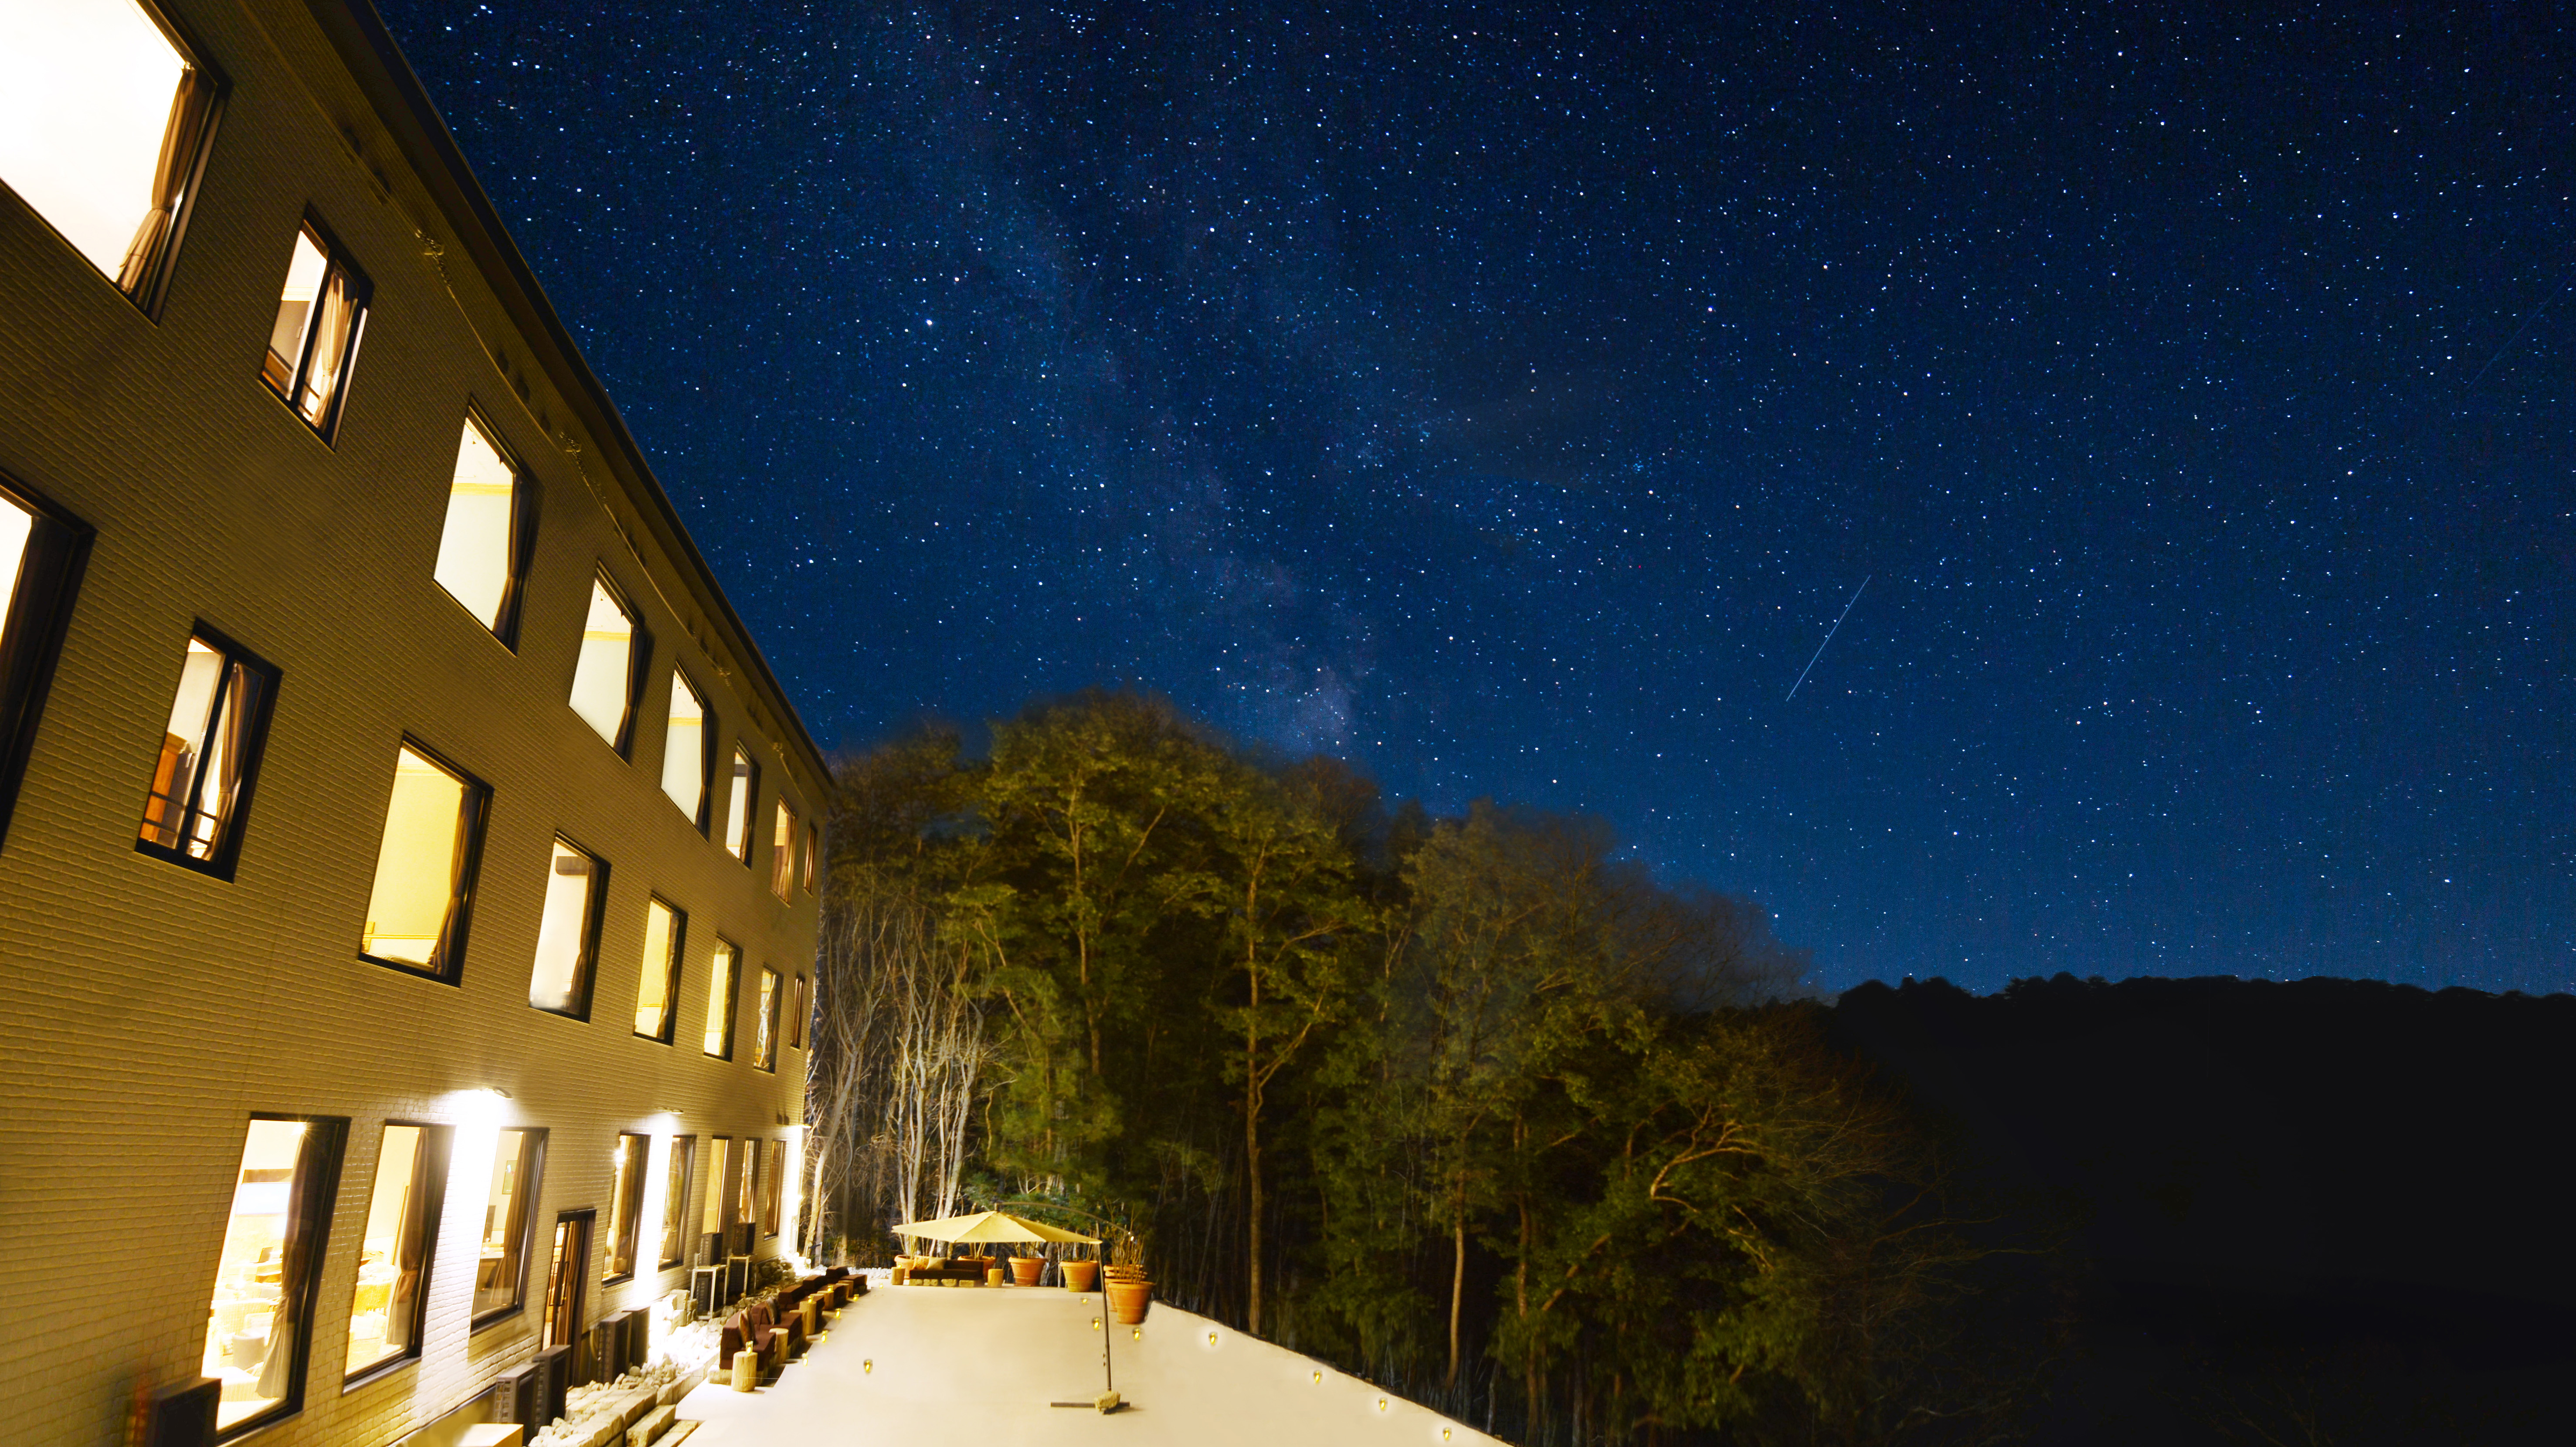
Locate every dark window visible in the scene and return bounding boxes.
[659,670,709,828]
[721,746,756,862]
[473,1127,545,1327]
[632,896,684,1044]
[603,1133,648,1283]
[658,1136,694,1269]
[526,837,606,1018]
[0,0,222,312]
[0,474,92,850]
[359,740,490,982]
[567,573,642,754]
[343,1122,449,1383]
[752,968,780,1072]
[260,218,368,440]
[432,412,528,643]
[135,625,277,878]
[699,938,739,1061]
[201,1113,346,1440]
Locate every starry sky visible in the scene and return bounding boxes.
[374,1,2573,995]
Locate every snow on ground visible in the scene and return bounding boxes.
[676,1279,1502,1447]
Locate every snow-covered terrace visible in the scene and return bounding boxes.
[675,1276,1504,1447]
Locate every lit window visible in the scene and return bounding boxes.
[721,745,756,862]
[474,1128,543,1325]
[201,1115,342,1437]
[359,742,489,979]
[802,822,819,894]
[431,414,523,638]
[344,1122,448,1382]
[701,1138,732,1242]
[567,574,639,752]
[700,939,739,1060]
[526,838,604,1017]
[135,629,276,877]
[0,475,91,850]
[788,974,808,1051]
[761,1139,784,1238]
[658,1136,695,1269]
[633,897,684,1043]
[737,1137,760,1240]
[0,0,219,306]
[752,968,780,1072]
[603,1133,648,1283]
[659,671,707,826]
[768,797,796,901]
[259,220,368,438]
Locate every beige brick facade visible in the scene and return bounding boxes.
[0,1,824,1442]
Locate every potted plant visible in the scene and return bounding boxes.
[1060,1258,1100,1292]
[1103,1271,1153,1325]
[1009,1255,1046,1287]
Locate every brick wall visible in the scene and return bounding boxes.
[0,1,824,1442]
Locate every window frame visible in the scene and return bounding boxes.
[258,212,370,443]
[566,569,648,757]
[0,0,226,316]
[788,973,808,1051]
[752,967,781,1073]
[700,936,740,1062]
[768,797,797,902]
[340,1120,451,1390]
[602,1132,649,1285]
[721,745,758,864]
[702,1136,733,1246]
[631,895,686,1045]
[657,1135,695,1270]
[760,1139,784,1239]
[802,821,819,895]
[660,668,712,832]
[0,471,93,851]
[431,405,536,649]
[357,737,492,985]
[471,1126,547,1332]
[208,1112,347,1442]
[525,834,608,1021]
[132,621,280,881]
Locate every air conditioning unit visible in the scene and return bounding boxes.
[532,1345,570,1425]
[489,1363,540,1424]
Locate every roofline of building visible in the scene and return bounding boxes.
[303,0,833,789]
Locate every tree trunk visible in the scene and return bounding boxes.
[1446,1191,1467,1387]
[1246,1060,1264,1336]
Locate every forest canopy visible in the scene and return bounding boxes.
[806,691,2050,1446]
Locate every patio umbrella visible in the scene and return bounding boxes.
[888,1209,1099,1247]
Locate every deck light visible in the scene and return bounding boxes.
[1378,1398,1389,1412]
[862,1359,872,1373]
[1313,1371,1323,1384]
[1207,1331,1218,1345]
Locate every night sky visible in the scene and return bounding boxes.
[374,2,2572,995]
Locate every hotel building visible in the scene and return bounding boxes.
[0,0,825,1441]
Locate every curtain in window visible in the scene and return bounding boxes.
[116,65,209,296]
[432,788,474,970]
[385,1167,427,1351]
[255,1146,313,1401]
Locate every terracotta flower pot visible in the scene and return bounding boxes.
[1105,1278,1154,1325]
[1060,1259,1100,1292]
[1009,1256,1046,1287]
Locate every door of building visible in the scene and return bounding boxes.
[542,1210,594,1354]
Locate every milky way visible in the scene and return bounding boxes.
[377,1,2573,993]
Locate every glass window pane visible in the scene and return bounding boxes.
[753,968,778,1071]
[262,228,328,396]
[722,747,753,860]
[345,1124,438,1379]
[762,1140,784,1237]
[0,498,30,625]
[137,634,270,866]
[633,898,681,1041]
[659,674,705,822]
[433,417,518,633]
[737,1138,759,1231]
[658,1137,693,1269]
[201,1118,320,1433]
[568,577,635,748]
[700,941,738,1059]
[768,799,795,901]
[0,0,190,278]
[701,1138,730,1237]
[527,840,598,1015]
[475,1128,534,1320]
[295,259,363,427]
[802,823,818,893]
[604,1134,648,1281]
[789,974,808,1051]
[361,746,470,970]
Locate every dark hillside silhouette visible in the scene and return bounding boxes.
[1829,974,2576,1444]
